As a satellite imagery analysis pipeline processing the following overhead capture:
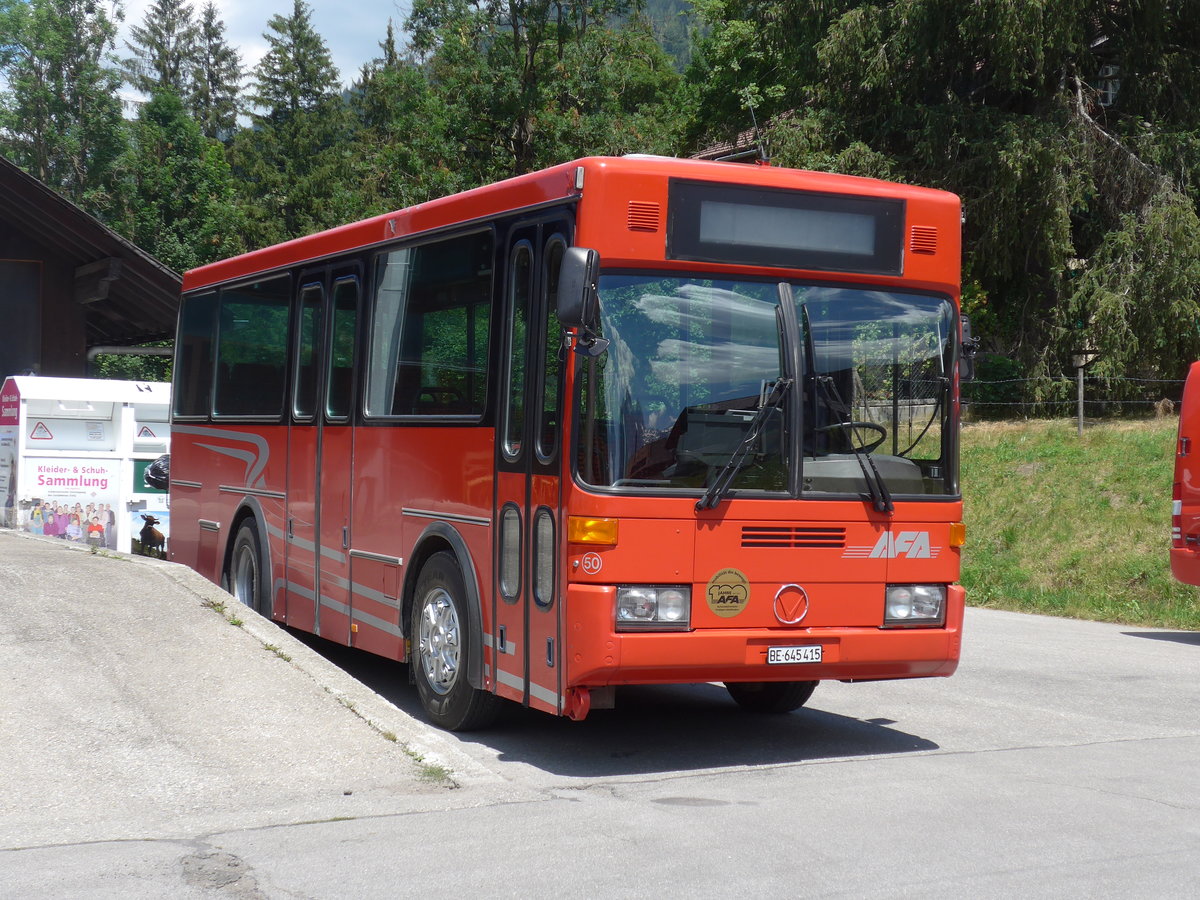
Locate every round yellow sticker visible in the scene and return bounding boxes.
[705,567,751,618]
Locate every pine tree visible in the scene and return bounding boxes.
[122,0,200,98]
[0,0,127,216]
[191,2,242,141]
[231,0,354,245]
[249,0,341,124]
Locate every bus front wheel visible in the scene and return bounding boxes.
[724,680,817,713]
[412,553,500,731]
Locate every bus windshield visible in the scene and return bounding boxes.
[576,273,957,500]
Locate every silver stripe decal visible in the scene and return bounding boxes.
[287,581,316,601]
[349,549,404,566]
[286,581,403,638]
[321,570,400,610]
[174,424,271,487]
[528,680,559,707]
[198,519,221,532]
[265,523,346,565]
[483,631,517,656]
[351,607,403,637]
[320,593,349,615]
[220,485,287,500]
[494,668,559,707]
[172,479,202,489]
[402,508,491,527]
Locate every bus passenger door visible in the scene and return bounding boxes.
[317,272,362,647]
[493,221,570,714]
[1174,361,1200,585]
[285,276,324,632]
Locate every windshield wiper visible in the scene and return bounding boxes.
[812,374,894,514]
[796,299,893,515]
[696,377,792,512]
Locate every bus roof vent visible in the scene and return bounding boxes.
[741,525,846,549]
[627,201,661,233]
[909,226,938,255]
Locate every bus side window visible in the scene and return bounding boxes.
[294,284,322,420]
[326,278,358,420]
[366,231,493,419]
[174,291,218,418]
[213,275,290,418]
[536,237,566,462]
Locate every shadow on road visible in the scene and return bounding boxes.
[292,629,940,778]
[1122,630,1200,647]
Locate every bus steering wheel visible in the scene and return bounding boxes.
[815,422,887,453]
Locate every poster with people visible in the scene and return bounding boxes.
[21,458,120,549]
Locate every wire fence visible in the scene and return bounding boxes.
[962,375,1185,421]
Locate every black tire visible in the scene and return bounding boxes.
[225,519,269,616]
[412,552,501,731]
[724,680,817,714]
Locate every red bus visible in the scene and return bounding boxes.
[1173,361,1200,584]
[169,155,966,730]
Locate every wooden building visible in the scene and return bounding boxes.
[0,155,180,379]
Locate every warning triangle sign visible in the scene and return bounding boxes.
[137,425,156,438]
[30,421,53,440]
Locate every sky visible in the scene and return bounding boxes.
[117,0,414,90]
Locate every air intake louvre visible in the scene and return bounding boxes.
[627,201,661,232]
[741,525,847,549]
[909,226,938,254]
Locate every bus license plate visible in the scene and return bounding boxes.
[767,645,822,665]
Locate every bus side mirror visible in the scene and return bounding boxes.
[557,246,600,329]
[960,314,980,381]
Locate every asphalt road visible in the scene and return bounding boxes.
[1,529,1197,898]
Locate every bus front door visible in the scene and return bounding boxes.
[286,268,361,644]
[1174,361,1200,585]
[492,222,570,715]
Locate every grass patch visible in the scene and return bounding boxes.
[962,417,1199,629]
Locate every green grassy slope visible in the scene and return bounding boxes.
[961,418,1199,629]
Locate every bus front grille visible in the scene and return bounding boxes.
[741,526,847,549]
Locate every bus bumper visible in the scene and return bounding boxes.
[564,584,965,686]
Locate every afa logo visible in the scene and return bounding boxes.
[705,567,750,618]
[844,531,942,559]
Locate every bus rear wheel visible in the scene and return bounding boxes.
[724,680,817,713]
[412,553,500,731]
[225,520,268,616]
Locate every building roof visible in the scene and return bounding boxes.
[0,154,181,346]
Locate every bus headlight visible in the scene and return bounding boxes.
[616,586,691,631]
[884,584,946,627]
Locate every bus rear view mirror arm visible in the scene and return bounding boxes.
[558,246,608,355]
[558,246,599,328]
[960,313,980,381]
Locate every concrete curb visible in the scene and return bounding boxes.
[2,528,502,787]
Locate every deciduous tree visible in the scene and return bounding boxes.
[688,0,1200,385]
[0,0,126,217]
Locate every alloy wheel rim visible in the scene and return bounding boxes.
[419,588,460,695]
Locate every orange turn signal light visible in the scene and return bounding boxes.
[949,522,966,547]
[568,516,619,546]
